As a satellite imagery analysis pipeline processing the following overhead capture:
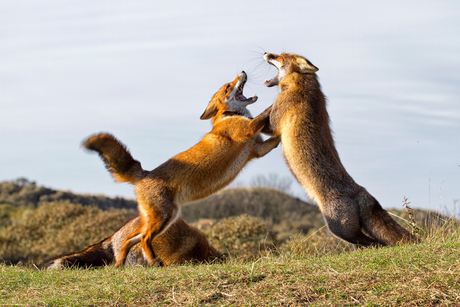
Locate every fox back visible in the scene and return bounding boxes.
[263,52,416,246]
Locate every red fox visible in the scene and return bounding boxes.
[261,52,416,246]
[46,217,224,269]
[83,72,280,267]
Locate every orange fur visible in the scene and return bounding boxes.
[46,217,225,269]
[83,72,280,267]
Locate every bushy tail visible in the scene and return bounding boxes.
[361,195,418,246]
[46,237,114,269]
[82,133,144,184]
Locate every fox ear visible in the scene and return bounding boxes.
[200,101,218,120]
[297,57,319,73]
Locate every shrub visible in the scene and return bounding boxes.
[200,214,276,260]
[0,201,134,265]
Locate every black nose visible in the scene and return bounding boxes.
[264,52,267,55]
[242,70,245,74]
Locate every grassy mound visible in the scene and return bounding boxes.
[1,222,460,305]
[0,202,134,265]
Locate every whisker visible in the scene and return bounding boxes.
[249,46,267,55]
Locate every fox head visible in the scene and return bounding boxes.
[263,52,318,87]
[200,71,258,120]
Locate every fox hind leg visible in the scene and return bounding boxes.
[142,203,181,265]
[322,199,380,247]
[326,217,379,247]
[139,215,171,265]
[115,231,143,267]
[361,195,418,245]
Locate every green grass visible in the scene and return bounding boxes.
[1,181,458,305]
[2,232,460,306]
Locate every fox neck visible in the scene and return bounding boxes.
[221,110,253,119]
[213,105,252,123]
[279,71,314,92]
[227,102,252,117]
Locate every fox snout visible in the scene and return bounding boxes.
[263,52,277,61]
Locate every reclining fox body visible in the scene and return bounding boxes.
[47,217,224,269]
[83,72,280,267]
[261,52,416,246]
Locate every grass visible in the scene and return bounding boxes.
[1,224,460,306]
[1,185,458,305]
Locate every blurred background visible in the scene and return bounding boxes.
[1,0,459,211]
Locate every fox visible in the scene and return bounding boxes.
[46,217,225,269]
[83,71,281,267]
[261,52,417,246]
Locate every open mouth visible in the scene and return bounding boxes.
[235,72,257,103]
[263,57,280,87]
[264,74,279,87]
[264,75,278,87]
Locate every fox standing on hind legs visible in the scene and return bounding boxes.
[261,52,417,246]
[83,71,280,267]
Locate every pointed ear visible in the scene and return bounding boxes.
[296,57,319,73]
[200,101,218,120]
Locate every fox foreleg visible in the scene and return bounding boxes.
[247,106,273,137]
[254,136,281,158]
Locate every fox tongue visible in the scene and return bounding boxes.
[237,94,247,100]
